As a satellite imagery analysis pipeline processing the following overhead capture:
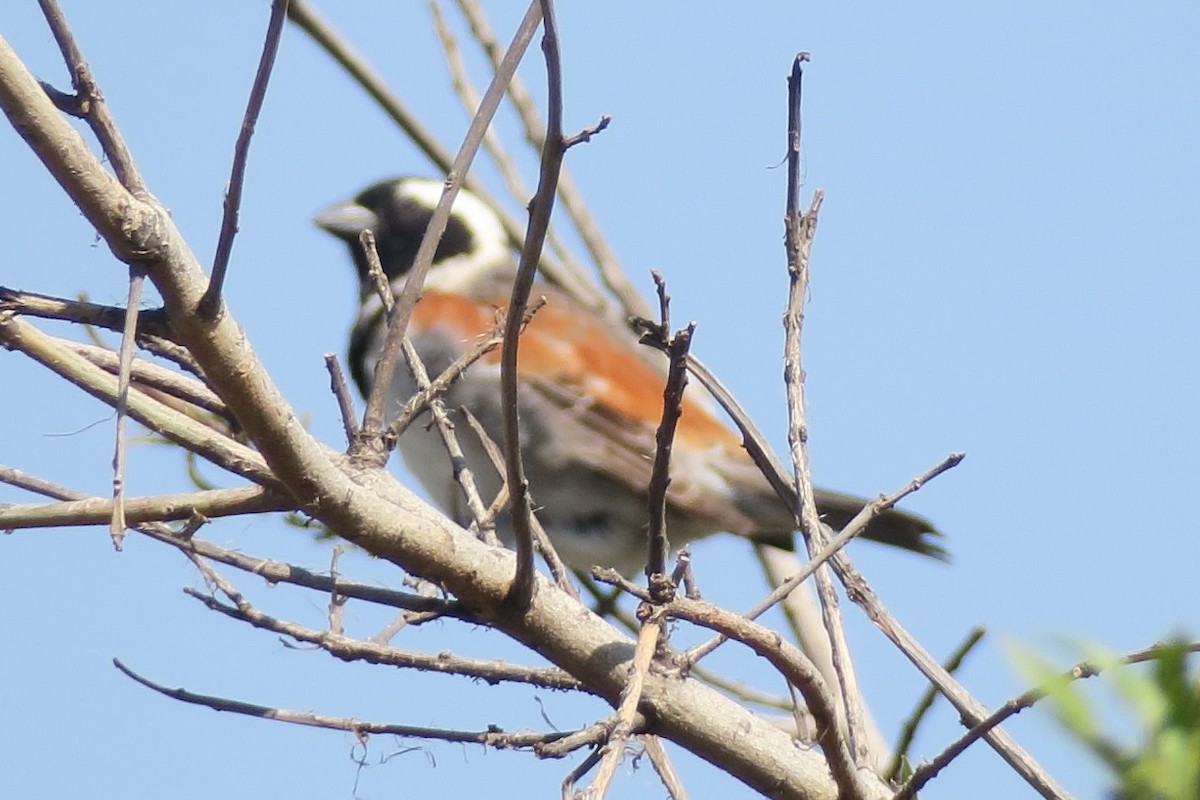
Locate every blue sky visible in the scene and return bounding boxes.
[3,3,1198,798]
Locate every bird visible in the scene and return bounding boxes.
[315,177,945,574]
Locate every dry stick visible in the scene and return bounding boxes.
[885,625,986,782]
[324,354,359,444]
[781,55,874,773]
[642,734,689,800]
[640,274,695,588]
[587,566,801,713]
[0,315,278,488]
[183,587,588,692]
[109,271,143,549]
[0,484,288,530]
[188,547,581,691]
[671,549,701,600]
[539,721,611,759]
[201,0,289,315]
[113,657,575,749]
[895,642,1200,800]
[387,296,547,441]
[455,406,507,545]
[454,0,650,322]
[586,608,666,799]
[500,0,570,611]
[358,1,544,445]
[358,223,490,529]
[388,327,500,437]
[665,595,866,800]
[37,0,145,194]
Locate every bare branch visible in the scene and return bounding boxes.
[400,338,492,531]
[429,0,581,282]
[113,657,574,749]
[642,735,689,800]
[780,55,873,768]
[183,586,587,692]
[639,273,694,589]
[201,0,289,315]
[500,0,568,610]
[63,340,228,419]
[109,270,144,549]
[0,484,288,530]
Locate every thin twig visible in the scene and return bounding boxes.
[113,658,574,748]
[458,405,578,598]
[64,340,228,419]
[0,485,289,530]
[560,747,604,799]
[841,545,1069,797]
[0,465,474,627]
[500,0,568,610]
[781,55,874,771]
[182,586,587,692]
[400,338,492,531]
[109,270,144,549]
[201,0,289,315]
[358,1,544,444]
[327,545,347,635]
[386,304,517,439]
[640,273,694,590]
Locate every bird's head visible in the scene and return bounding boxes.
[314,176,511,297]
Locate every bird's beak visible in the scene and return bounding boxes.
[313,201,379,240]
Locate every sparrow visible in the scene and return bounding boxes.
[315,177,944,573]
